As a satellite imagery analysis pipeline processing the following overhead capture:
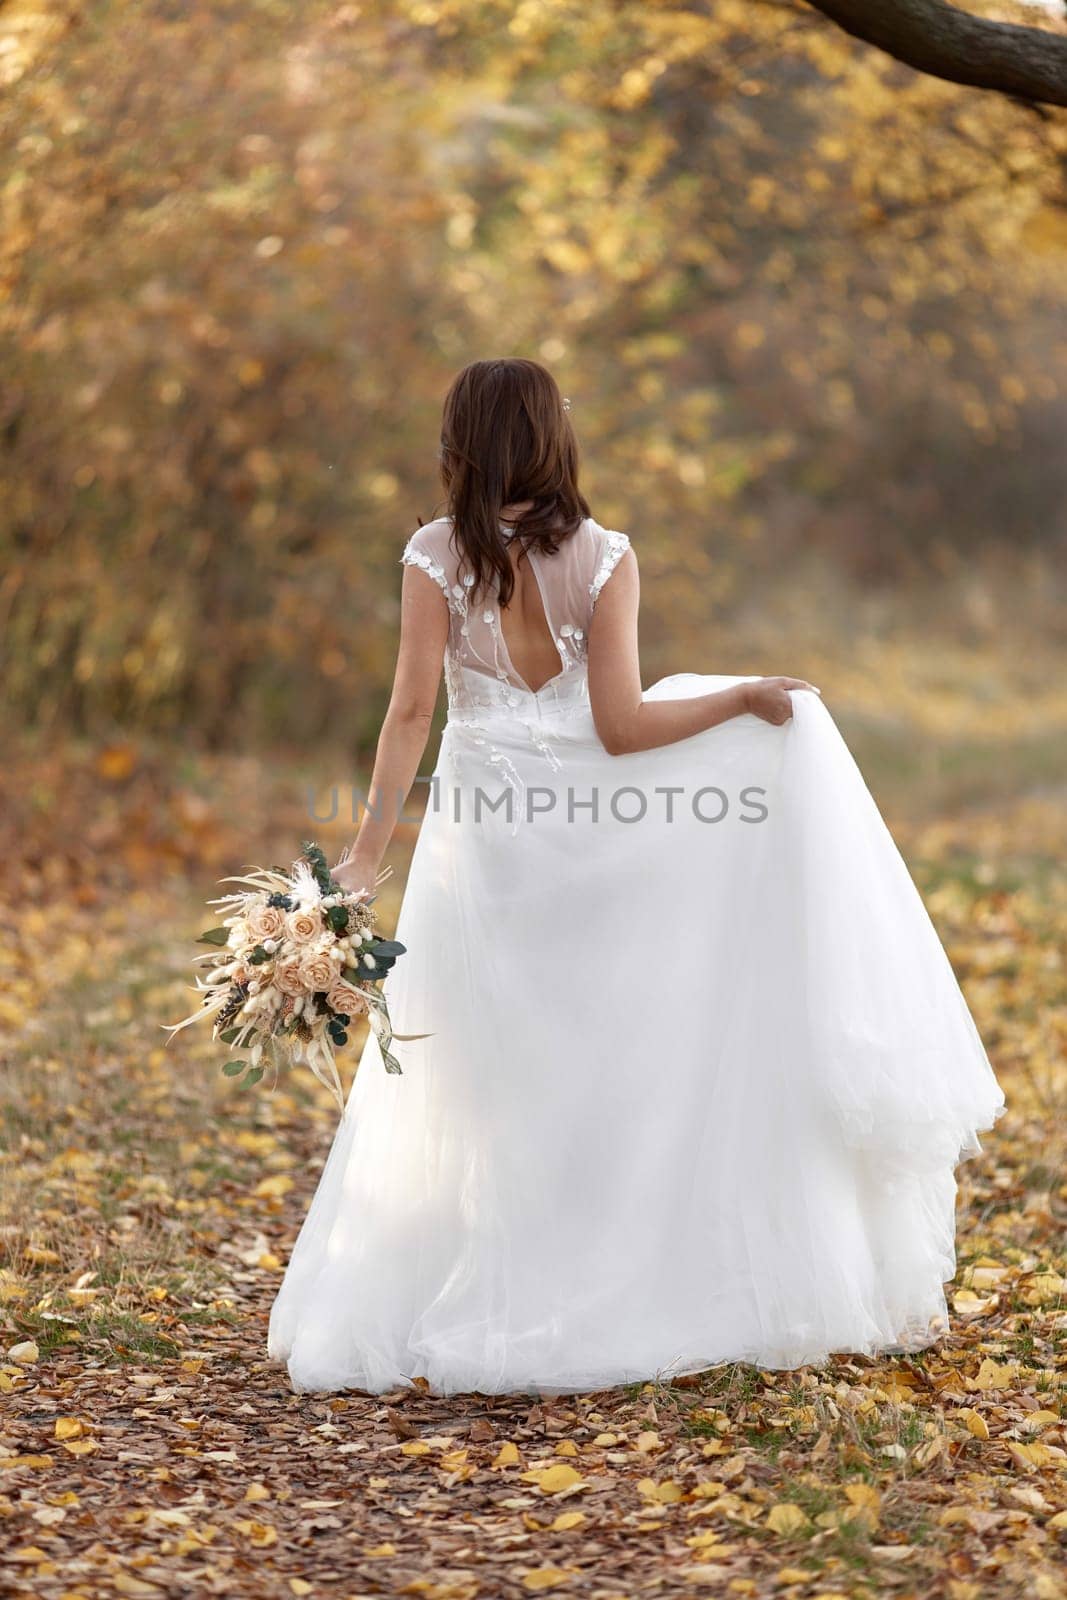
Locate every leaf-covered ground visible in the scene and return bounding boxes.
[0,737,1064,1599]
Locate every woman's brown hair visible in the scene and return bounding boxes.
[436,358,591,606]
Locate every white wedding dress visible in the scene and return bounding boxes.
[267,515,1006,1396]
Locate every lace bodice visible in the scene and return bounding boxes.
[400,514,631,718]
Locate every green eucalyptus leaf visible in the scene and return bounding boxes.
[196,926,230,946]
[222,1059,247,1077]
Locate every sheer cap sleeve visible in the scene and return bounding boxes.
[400,519,461,611]
[589,525,631,603]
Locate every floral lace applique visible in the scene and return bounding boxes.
[400,541,463,615]
[553,621,586,676]
[589,530,631,603]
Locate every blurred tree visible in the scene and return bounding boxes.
[0,0,1064,748]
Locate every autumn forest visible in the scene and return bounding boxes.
[1,2,1065,1597]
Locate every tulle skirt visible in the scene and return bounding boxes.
[267,673,1006,1395]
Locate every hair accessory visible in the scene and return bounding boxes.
[562,397,571,411]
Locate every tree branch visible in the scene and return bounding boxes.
[804,0,1067,107]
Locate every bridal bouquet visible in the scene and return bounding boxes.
[165,841,420,1112]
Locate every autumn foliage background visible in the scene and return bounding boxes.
[1,3,1066,1598]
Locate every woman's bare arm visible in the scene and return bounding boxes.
[587,548,817,755]
[331,565,449,892]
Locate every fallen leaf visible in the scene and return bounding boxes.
[520,1569,577,1592]
[637,1477,685,1503]
[956,1408,990,1440]
[520,1464,588,1495]
[550,1511,585,1531]
[766,1502,810,1536]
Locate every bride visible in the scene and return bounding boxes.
[267,357,1006,1397]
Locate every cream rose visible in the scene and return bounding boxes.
[248,903,286,942]
[274,956,307,997]
[286,909,321,944]
[326,980,368,1019]
[300,951,337,993]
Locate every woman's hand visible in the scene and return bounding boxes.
[743,677,821,725]
[331,849,378,899]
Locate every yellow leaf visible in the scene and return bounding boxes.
[1023,1273,1065,1305]
[9,1547,50,1563]
[970,1358,1017,1391]
[554,1440,579,1457]
[844,1482,880,1511]
[1047,1511,1067,1531]
[637,1477,685,1503]
[778,1571,817,1586]
[550,1511,585,1531]
[766,1502,810,1536]
[364,1543,396,1558]
[253,1174,293,1199]
[8,1340,39,1365]
[113,1576,164,1597]
[234,1520,277,1547]
[96,742,138,782]
[54,1418,84,1441]
[0,1454,53,1469]
[401,1440,432,1456]
[62,1438,99,1456]
[953,1289,997,1317]
[289,1583,313,1597]
[912,1437,944,1470]
[520,1569,576,1592]
[244,1483,271,1502]
[956,1409,989,1441]
[634,1430,661,1453]
[519,1464,587,1495]
[940,1506,977,1527]
[493,1441,521,1468]
[1020,1411,1060,1434]
[686,1532,723,1550]
[257,1254,283,1272]
[1008,1441,1057,1471]
[25,1246,61,1266]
